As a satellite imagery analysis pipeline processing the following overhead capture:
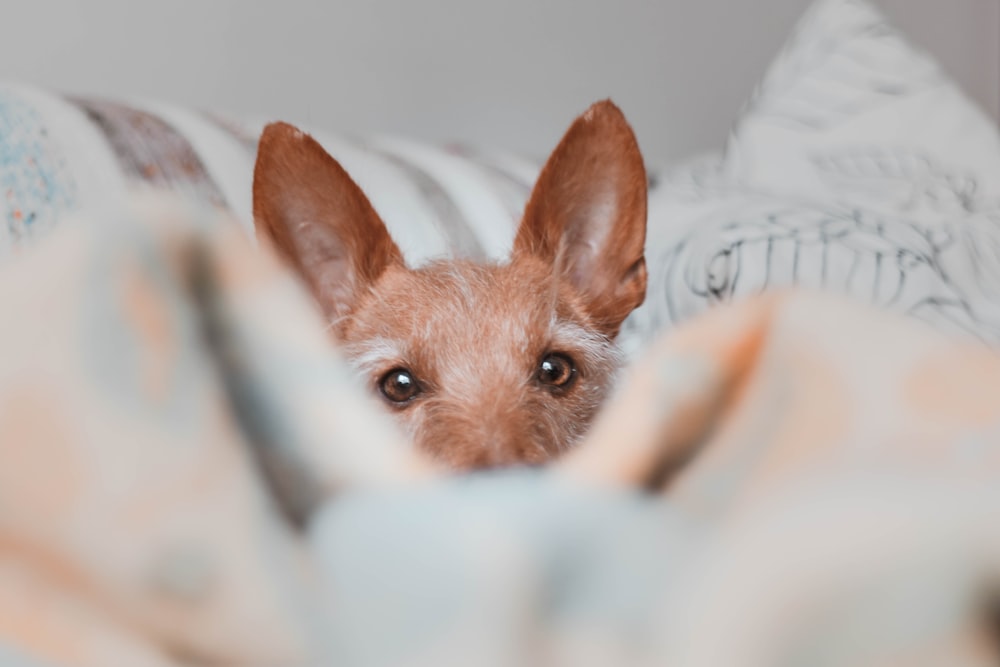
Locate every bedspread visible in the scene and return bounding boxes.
[1,196,999,666]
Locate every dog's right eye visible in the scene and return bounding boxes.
[536,353,577,390]
[379,368,422,405]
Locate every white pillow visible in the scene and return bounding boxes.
[622,0,1000,354]
[725,0,1000,206]
[0,84,539,266]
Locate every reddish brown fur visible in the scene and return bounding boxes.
[252,100,647,470]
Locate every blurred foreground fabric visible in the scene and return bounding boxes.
[1,196,999,666]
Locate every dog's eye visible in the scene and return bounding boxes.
[536,354,576,390]
[379,368,421,405]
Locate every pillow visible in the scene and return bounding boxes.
[622,0,1000,354]
[0,83,541,267]
[725,0,1000,204]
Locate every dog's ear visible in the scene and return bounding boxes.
[253,122,404,327]
[513,100,647,338]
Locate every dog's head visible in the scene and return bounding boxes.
[252,100,647,469]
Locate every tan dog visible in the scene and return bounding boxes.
[252,101,647,469]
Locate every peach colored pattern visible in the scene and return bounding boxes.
[0,385,84,525]
[119,256,177,405]
[904,347,1000,427]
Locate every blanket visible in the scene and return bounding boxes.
[1,196,999,666]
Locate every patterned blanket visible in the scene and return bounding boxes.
[1,195,999,666]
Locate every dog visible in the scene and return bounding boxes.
[252,100,648,470]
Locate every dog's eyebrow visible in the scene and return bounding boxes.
[548,320,623,370]
[343,337,405,376]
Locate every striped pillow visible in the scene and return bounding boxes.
[0,83,543,267]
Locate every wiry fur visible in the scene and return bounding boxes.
[252,100,648,470]
[339,258,624,468]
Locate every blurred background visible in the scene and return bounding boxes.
[7,0,999,160]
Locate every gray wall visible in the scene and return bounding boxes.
[9,0,999,161]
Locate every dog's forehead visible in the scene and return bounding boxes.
[376,261,557,333]
[348,260,592,367]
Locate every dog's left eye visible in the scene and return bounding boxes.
[379,368,422,405]
[536,354,576,390]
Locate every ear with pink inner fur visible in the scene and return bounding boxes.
[513,99,648,338]
[252,122,404,326]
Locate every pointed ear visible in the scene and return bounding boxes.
[513,100,648,338]
[252,122,404,327]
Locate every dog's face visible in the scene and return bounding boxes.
[252,101,647,470]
